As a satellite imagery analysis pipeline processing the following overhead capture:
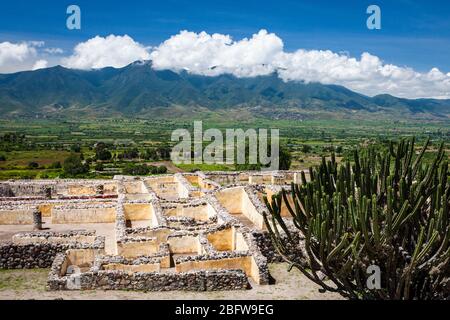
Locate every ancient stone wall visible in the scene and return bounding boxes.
[48,253,249,291]
[0,231,104,269]
[1,171,308,291]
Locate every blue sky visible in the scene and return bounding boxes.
[0,0,449,71]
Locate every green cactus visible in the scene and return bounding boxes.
[264,137,450,300]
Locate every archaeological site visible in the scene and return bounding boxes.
[0,171,305,292]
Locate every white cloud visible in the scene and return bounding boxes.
[1,31,450,99]
[27,41,45,48]
[150,30,450,99]
[150,30,281,77]
[0,41,58,73]
[62,35,151,69]
[32,59,48,70]
[44,47,64,55]
[0,41,39,73]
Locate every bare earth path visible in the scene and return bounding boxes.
[0,263,342,300]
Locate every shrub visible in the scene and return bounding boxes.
[301,144,312,153]
[63,154,89,176]
[27,162,39,169]
[157,165,167,174]
[119,148,139,160]
[70,144,81,153]
[48,161,62,169]
[96,149,112,161]
[143,148,158,161]
[279,146,292,170]
[122,164,149,175]
[149,166,158,174]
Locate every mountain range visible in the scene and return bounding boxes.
[0,61,449,120]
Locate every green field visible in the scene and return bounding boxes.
[0,117,448,180]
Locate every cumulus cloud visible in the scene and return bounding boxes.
[150,30,282,77]
[32,59,48,70]
[0,41,39,73]
[62,35,151,69]
[150,30,450,99]
[0,41,60,73]
[1,31,449,99]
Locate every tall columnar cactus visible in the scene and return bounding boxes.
[263,138,450,299]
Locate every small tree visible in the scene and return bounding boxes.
[123,164,149,175]
[63,154,89,176]
[48,161,62,169]
[264,138,450,300]
[279,146,292,170]
[96,148,112,161]
[157,165,168,174]
[94,163,104,171]
[301,144,312,153]
[70,144,81,153]
[28,162,39,169]
[144,148,158,161]
[95,142,112,161]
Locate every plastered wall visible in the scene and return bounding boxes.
[61,249,97,275]
[216,188,243,214]
[165,204,209,221]
[124,203,153,221]
[240,191,265,229]
[124,181,145,194]
[207,228,233,251]
[168,235,201,254]
[52,206,116,224]
[0,209,34,224]
[117,240,159,258]
[175,256,261,284]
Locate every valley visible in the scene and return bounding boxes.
[0,117,448,180]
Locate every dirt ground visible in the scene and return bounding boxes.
[0,263,342,300]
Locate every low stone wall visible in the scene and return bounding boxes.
[0,206,35,224]
[203,171,303,186]
[52,203,116,224]
[0,231,105,269]
[251,228,304,263]
[0,180,117,198]
[1,243,65,268]
[48,252,249,291]
[1,172,307,291]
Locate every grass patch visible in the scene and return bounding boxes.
[0,269,49,291]
[176,163,235,172]
[0,150,71,168]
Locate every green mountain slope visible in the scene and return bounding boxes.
[0,61,449,120]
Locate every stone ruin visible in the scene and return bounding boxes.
[0,171,307,291]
